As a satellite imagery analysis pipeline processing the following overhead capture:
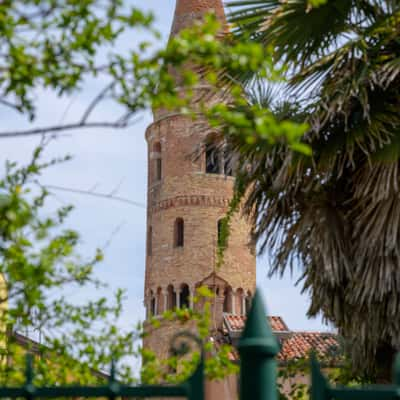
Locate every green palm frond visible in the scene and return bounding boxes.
[225,0,400,378]
[228,0,352,65]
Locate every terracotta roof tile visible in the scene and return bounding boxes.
[223,314,289,333]
[222,314,339,362]
[278,332,339,361]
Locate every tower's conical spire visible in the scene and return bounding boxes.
[170,0,226,37]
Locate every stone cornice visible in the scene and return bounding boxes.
[151,194,231,213]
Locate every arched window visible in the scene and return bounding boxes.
[205,143,234,176]
[236,288,244,316]
[223,287,233,313]
[174,218,184,247]
[147,226,152,256]
[245,291,252,314]
[150,290,156,316]
[167,285,177,310]
[180,284,190,309]
[153,142,162,181]
[206,144,220,174]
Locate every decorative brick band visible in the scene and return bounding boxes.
[151,195,231,213]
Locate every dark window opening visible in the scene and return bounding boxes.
[180,284,190,309]
[174,218,184,247]
[223,295,229,312]
[206,146,220,174]
[206,144,234,176]
[150,297,156,316]
[245,295,252,314]
[155,158,162,181]
[167,285,177,310]
[223,288,232,313]
[147,226,153,256]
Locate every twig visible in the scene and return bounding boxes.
[80,82,115,124]
[102,221,126,251]
[0,98,21,112]
[44,184,146,208]
[109,178,125,196]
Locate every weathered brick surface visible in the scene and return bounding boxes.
[175,0,225,16]
[145,113,256,298]
[171,0,226,35]
[144,319,198,360]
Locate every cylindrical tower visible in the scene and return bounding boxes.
[143,0,256,360]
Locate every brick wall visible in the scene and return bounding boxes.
[144,114,256,311]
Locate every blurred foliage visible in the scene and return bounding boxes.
[0,147,139,384]
[0,0,316,388]
[0,1,157,121]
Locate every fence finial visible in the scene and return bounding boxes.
[238,289,279,400]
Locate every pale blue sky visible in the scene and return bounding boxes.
[0,0,330,334]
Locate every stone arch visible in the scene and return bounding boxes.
[167,284,176,310]
[223,286,233,313]
[236,288,245,316]
[245,290,252,315]
[180,283,190,309]
[174,218,184,247]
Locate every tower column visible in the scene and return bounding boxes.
[242,294,246,316]
[190,285,195,309]
[176,289,181,309]
[231,290,236,315]
[163,289,168,312]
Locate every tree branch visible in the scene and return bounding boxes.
[44,184,146,208]
[0,98,21,112]
[0,119,141,138]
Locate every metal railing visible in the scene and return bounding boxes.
[0,354,204,400]
[0,290,398,400]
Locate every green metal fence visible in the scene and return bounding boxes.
[0,354,204,400]
[311,354,400,400]
[0,290,397,400]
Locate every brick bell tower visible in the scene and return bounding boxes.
[143,0,256,359]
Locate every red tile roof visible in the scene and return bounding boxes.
[278,332,339,361]
[222,314,339,362]
[223,314,289,333]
